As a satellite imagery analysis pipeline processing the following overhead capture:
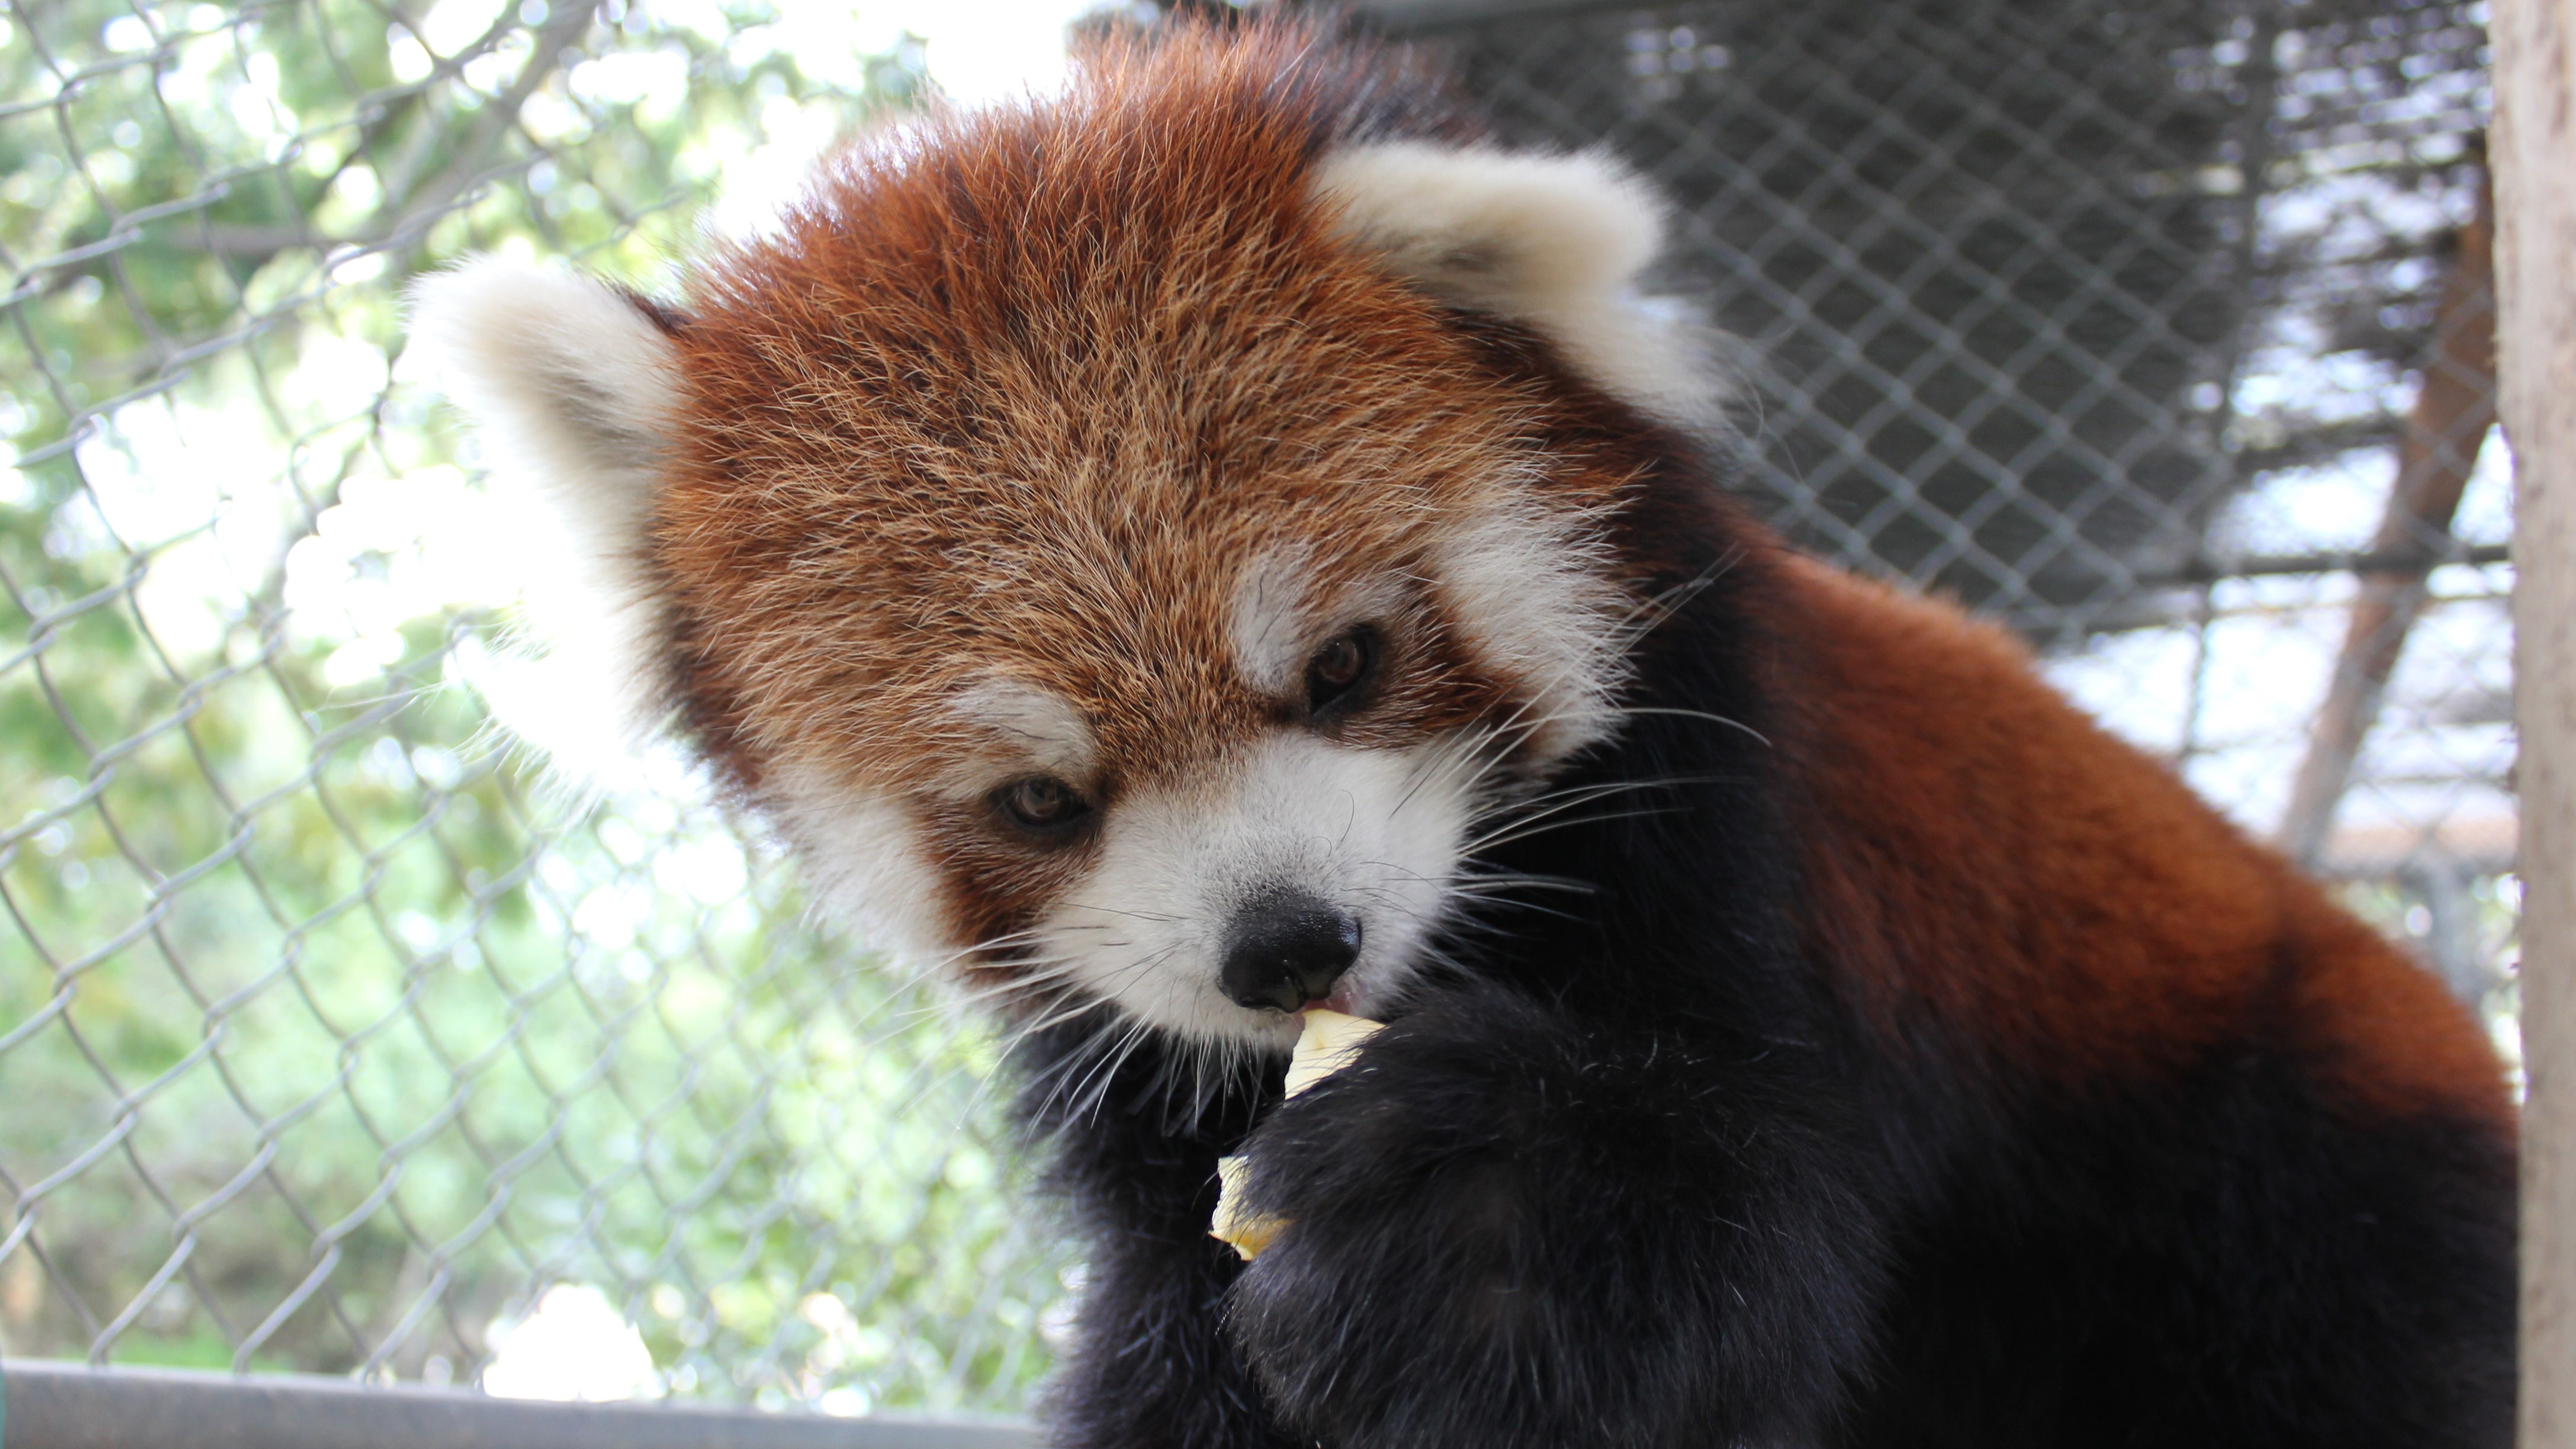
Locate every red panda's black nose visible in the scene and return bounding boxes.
[1220,892,1361,1014]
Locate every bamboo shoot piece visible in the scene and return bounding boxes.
[1210,1010,1383,1260]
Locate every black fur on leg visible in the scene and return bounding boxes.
[1223,982,1887,1449]
[1017,1025,1304,1449]
[1848,1051,2517,1449]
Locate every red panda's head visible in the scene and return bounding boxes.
[413,21,1724,1055]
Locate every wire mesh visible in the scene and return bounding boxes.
[1379,0,2518,1020]
[1,0,1068,1412]
[0,0,2518,1422]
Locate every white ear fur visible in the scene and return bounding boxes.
[1312,141,1725,427]
[407,257,686,750]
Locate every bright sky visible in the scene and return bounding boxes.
[481,1284,661,1401]
[903,0,1107,104]
[688,0,1108,236]
[728,0,1105,103]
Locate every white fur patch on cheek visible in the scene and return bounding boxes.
[1436,496,1632,770]
[1037,735,1477,1046]
[761,758,954,966]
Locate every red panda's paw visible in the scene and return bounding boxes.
[1218,983,1884,1449]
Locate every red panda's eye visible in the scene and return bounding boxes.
[1305,627,1380,719]
[996,775,1090,834]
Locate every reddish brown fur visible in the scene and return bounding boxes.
[1776,555,2509,1125]
[650,27,1630,951]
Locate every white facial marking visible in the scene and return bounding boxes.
[1229,549,1315,696]
[1228,551,1413,701]
[763,757,953,965]
[1039,732,1480,1046]
[944,678,1096,791]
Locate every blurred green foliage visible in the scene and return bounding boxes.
[2,0,1067,1412]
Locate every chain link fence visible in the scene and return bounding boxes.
[1,0,1069,1415]
[0,0,2516,1427]
[1376,0,2518,1013]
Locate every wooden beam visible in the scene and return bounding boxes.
[2494,0,2576,1436]
[2276,179,2498,865]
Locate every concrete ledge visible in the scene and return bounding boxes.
[0,1359,1040,1449]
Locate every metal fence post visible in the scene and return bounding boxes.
[2494,0,2576,1436]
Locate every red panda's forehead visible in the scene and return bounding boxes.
[656,252,1541,788]
[655,60,1573,790]
[656,371,1518,793]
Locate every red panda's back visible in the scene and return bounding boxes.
[1772,552,2511,1131]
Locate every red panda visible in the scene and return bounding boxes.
[411,18,2516,1448]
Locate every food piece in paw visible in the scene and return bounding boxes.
[1210,1010,1384,1261]
[1282,1008,1384,1097]
[1210,1156,1281,1259]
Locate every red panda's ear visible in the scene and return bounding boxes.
[1311,143,1729,428]
[406,257,685,744]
